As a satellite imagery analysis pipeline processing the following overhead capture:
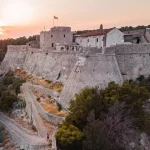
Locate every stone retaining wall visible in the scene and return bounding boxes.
[0,113,48,150]
[0,113,35,136]
[29,84,60,99]
[29,90,64,125]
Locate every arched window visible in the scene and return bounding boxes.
[52,43,54,47]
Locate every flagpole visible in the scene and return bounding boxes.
[53,17,54,27]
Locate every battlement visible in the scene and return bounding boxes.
[7,45,28,51]
[50,26,71,32]
[105,44,150,54]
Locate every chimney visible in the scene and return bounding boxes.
[100,24,103,30]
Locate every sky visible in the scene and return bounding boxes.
[0,0,150,39]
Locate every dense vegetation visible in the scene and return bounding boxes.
[56,76,150,150]
[120,25,150,32]
[0,35,38,62]
[0,71,25,111]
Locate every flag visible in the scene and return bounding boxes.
[54,16,58,19]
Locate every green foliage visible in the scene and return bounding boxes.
[56,78,150,150]
[100,81,150,112]
[0,35,39,63]
[14,100,26,109]
[32,125,37,132]
[83,103,134,150]
[120,25,150,32]
[0,131,3,143]
[83,117,125,150]
[0,71,26,111]
[66,87,101,130]
[37,98,41,102]
[56,124,83,150]
[56,102,62,111]
[75,25,150,36]
[45,79,52,84]
[3,76,13,85]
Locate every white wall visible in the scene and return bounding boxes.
[76,35,104,48]
[106,28,124,47]
[145,28,150,43]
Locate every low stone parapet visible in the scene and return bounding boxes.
[29,90,64,125]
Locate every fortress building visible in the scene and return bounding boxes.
[75,27,124,48]
[40,26,73,50]
[1,25,150,108]
[124,28,150,44]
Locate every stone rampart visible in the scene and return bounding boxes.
[28,84,60,100]
[29,90,64,125]
[0,113,48,150]
[105,44,150,54]
[2,44,150,107]
[59,55,123,108]
[105,44,150,80]
[0,112,35,136]
[7,45,28,51]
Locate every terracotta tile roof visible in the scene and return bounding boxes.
[80,28,114,37]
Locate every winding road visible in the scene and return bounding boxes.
[0,82,58,149]
[22,83,48,138]
[0,112,48,146]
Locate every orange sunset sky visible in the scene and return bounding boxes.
[0,0,150,39]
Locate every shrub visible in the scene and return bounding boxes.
[0,131,3,143]
[56,102,62,111]
[45,80,52,84]
[37,98,41,102]
[83,103,135,150]
[56,124,83,150]
[32,125,37,132]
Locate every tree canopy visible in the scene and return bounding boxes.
[56,79,150,150]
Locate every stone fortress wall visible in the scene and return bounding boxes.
[1,44,150,108]
[105,44,150,80]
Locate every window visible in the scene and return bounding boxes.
[64,35,66,38]
[52,43,54,47]
[51,35,53,37]
[87,39,89,42]
[97,38,98,42]
[61,47,64,50]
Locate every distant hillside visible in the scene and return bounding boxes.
[120,25,150,32]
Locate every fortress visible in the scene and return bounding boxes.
[1,26,150,108]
